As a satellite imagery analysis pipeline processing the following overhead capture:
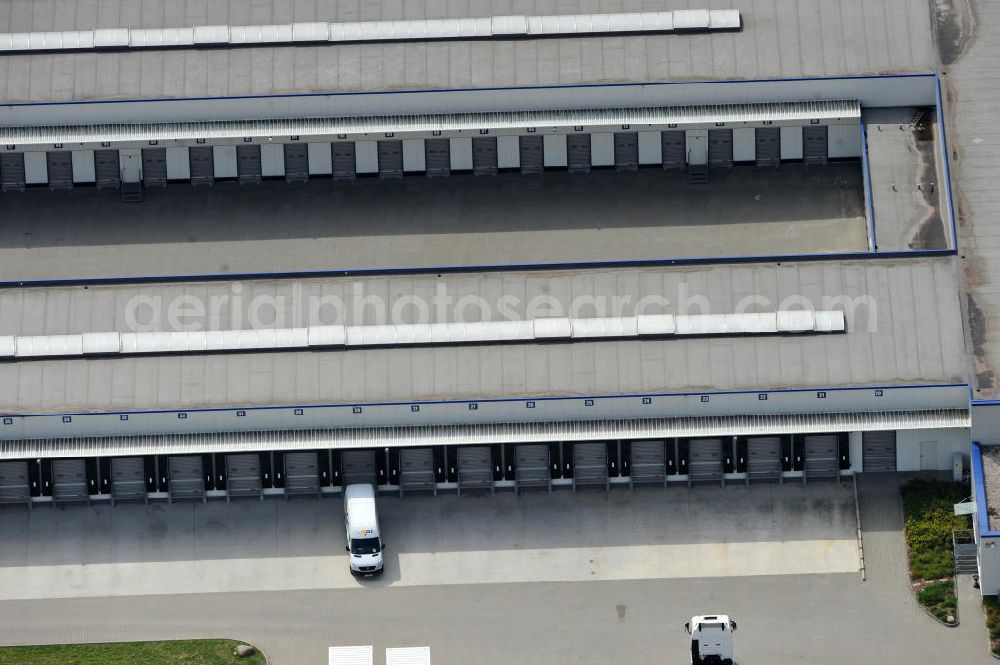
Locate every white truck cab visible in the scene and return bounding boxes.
[344,483,384,577]
[685,614,737,665]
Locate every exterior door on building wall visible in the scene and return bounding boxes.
[919,441,939,470]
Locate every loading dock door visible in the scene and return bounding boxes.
[518,135,544,174]
[168,455,206,502]
[708,129,734,167]
[284,451,321,497]
[755,127,781,167]
[341,449,377,487]
[94,149,121,189]
[332,142,357,181]
[141,148,167,187]
[188,146,215,186]
[688,438,723,486]
[0,153,26,192]
[237,145,263,184]
[111,457,147,504]
[746,437,782,483]
[661,131,686,169]
[457,446,494,494]
[472,137,498,176]
[424,139,451,178]
[566,134,592,174]
[862,431,897,472]
[399,447,436,496]
[515,444,551,493]
[377,140,404,180]
[629,440,666,486]
[802,125,829,165]
[284,144,310,184]
[614,132,638,172]
[803,434,840,481]
[52,459,89,504]
[226,454,263,499]
[47,151,73,191]
[572,442,608,489]
[0,461,30,506]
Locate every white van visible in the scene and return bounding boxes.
[343,483,384,576]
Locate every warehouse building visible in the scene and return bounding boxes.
[0,0,988,508]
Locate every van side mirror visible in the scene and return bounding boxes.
[730,621,737,631]
[345,546,351,552]
[381,544,386,551]
[684,623,690,634]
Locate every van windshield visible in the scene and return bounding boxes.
[350,537,381,555]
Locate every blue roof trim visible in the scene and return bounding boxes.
[0,382,970,420]
[860,114,878,251]
[0,72,938,109]
[971,442,1000,538]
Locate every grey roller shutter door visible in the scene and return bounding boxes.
[803,125,829,165]
[614,132,638,172]
[341,449,377,487]
[755,127,781,167]
[518,135,544,174]
[472,137,498,176]
[237,145,262,184]
[688,438,723,485]
[52,458,88,503]
[862,431,897,472]
[168,455,205,501]
[332,142,357,181]
[567,134,592,174]
[0,461,30,506]
[629,440,666,485]
[457,446,494,494]
[283,143,309,184]
[1,153,26,192]
[111,457,147,503]
[188,146,215,186]
[424,139,451,178]
[515,444,551,493]
[226,453,263,499]
[661,130,686,169]
[284,451,321,496]
[399,447,436,496]
[94,149,121,189]
[47,151,73,191]
[804,434,839,481]
[572,442,608,489]
[708,129,733,167]
[377,140,403,180]
[141,148,167,187]
[746,437,781,483]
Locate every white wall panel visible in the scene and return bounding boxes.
[71,150,96,182]
[261,143,285,176]
[638,131,662,164]
[212,145,238,178]
[849,431,863,473]
[780,126,803,160]
[829,124,862,158]
[402,139,426,172]
[23,152,47,184]
[165,147,190,179]
[733,128,755,162]
[896,427,970,471]
[542,134,567,167]
[355,140,378,173]
[497,135,520,168]
[450,137,473,171]
[590,132,614,166]
[306,141,332,174]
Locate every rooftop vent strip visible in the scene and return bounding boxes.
[0,310,844,361]
[0,10,741,54]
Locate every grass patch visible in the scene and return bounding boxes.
[985,596,1000,655]
[900,479,971,623]
[0,639,266,665]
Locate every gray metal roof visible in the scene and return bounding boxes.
[0,0,935,103]
[0,408,970,459]
[0,258,968,413]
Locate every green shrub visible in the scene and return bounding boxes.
[918,581,950,605]
[900,480,971,581]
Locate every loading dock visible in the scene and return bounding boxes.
[141,148,167,187]
[226,453,263,500]
[803,434,841,482]
[571,442,609,490]
[167,455,206,502]
[745,437,782,484]
[628,440,667,487]
[0,461,30,508]
[237,145,262,185]
[515,444,551,494]
[51,459,88,505]
[457,446,494,495]
[284,144,309,184]
[399,448,436,496]
[341,450,378,487]
[687,438,724,486]
[862,431,897,471]
[284,451,321,497]
[111,456,147,505]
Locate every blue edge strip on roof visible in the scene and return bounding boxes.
[971,442,999,538]
[0,73,958,287]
